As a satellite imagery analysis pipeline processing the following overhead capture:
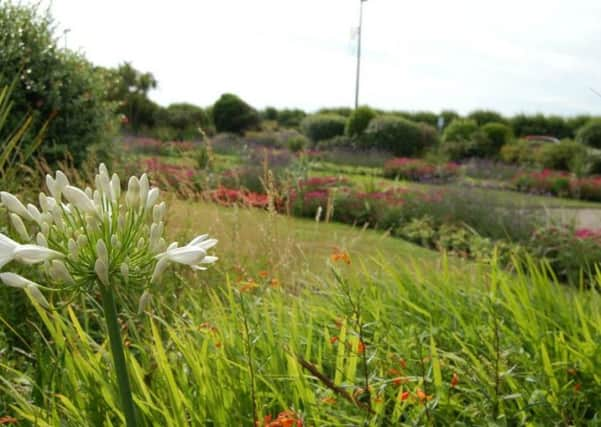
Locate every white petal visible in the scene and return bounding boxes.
[0,232,19,257]
[145,187,160,209]
[10,213,30,242]
[151,256,170,283]
[166,246,207,266]
[26,284,49,308]
[126,176,140,208]
[27,204,42,224]
[55,171,70,193]
[139,174,149,207]
[14,244,64,264]
[63,186,96,213]
[1,192,32,220]
[187,234,209,246]
[0,272,34,289]
[111,174,121,202]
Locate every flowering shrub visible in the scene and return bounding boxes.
[383,158,460,182]
[512,170,601,201]
[207,187,269,208]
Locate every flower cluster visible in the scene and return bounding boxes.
[207,187,269,208]
[383,158,460,182]
[0,164,217,308]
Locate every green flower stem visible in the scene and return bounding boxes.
[100,284,138,427]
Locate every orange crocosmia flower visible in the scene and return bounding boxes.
[239,281,259,293]
[267,410,302,427]
[393,376,409,386]
[0,417,18,425]
[416,389,433,403]
[567,368,577,376]
[330,249,351,264]
[270,278,280,288]
[259,270,269,278]
[574,383,582,393]
[399,391,410,401]
[451,372,459,388]
[329,336,339,344]
[321,396,337,405]
[388,368,401,376]
[357,340,366,354]
[399,358,407,369]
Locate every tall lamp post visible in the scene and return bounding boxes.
[354,0,367,109]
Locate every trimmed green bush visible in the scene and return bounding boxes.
[535,140,586,171]
[442,119,478,143]
[481,122,514,153]
[576,119,601,149]
[156,103,210,140]
[363,115,436,156]
[467,110,506,126]
[500,139,539,165]
[345,106,376,137]
[212,93,259,134]
[300,114,346,142]
[442,131,492,160]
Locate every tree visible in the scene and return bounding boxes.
[212,93,259,134]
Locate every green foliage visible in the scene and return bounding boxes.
[276,108,306,129]
[442,118,478,143]
[363,115,436,156]
[535,140,586,171]
[0,2,118,165]
[156,103,210,140]
[213,93,260,134]
[286,134,309,152]
[345,106,376,137]
[442,130,493,160]
[262,106,278,121]
[511,114,572,139]
[576,118,601,148]
[467,109,506,126]
[317,106,353,117]
[408,111,438,127]
[481,122,514,153]
[439,110,460,130]
[300,114,346,142]
[500,139,539,165]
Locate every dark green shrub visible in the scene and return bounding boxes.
[535,140,586,171]
[345,106,376,137]
[212,93,259,134]
[0,2,118,165]
[566,115,591,136]
[500,139,539,165]
[409,111,438,127]
[315,135,355,150]
[363,115,435,156]
[300,114,346,142]
[442,119,478,142]
[546,115,572,139]
[276,109,306,128]
[286,135,310,152]
[262,106,278,121]
[467,110,506,126]
[510,113,562,137]
[481,122,514,153]
[576,119,601,149]
[317,107,353,117]
[156,103,210,140]
[442,131,492,160]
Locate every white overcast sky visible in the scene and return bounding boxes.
[41,0,601,115]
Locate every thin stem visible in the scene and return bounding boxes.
[240,295,258,426]
[100,284,138,427]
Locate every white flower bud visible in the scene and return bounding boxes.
[85,186,93,198]
[49,260,75,285]
[99,163,109,179]
[111,173,121,202]
[126,176,140,208]
[0,272,31,288]
[111,234,120,249]
[63,186,96,213]
[153,202,166,223]
[93,190,101,208]
[151,256,169,284]
[138,290,152,314]
[46,174,58,199]
[27,204,42,225]
[10,213,30,242]
[146,187,160,210]
[137,237,145,249]
[26,284,50,308]
[55,171,69,197]
[118,211,126,230]
[67,238,78,258]
[41,222,50,236]
[120,262,129,282]
[139,174,149,207]
[36,232,48,248]
[96,239,108,263]
[95,258,110,287]
[1,192,32,221]
[14,244,64,264]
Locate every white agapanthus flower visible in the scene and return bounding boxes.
[0,163,217,308]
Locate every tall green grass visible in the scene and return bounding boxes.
[1,252,600,425]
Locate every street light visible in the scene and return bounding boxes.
[354,0,367,109]
[63,28,71,50]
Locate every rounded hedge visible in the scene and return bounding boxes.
[363,115,437,156]
[442,119,478,143]
[345,106,376,137]
[212,93,259,134]
[300,114,346,142]
[576,119,601,149]
[535,140,586,171]
[467,110,506,126]
[481,122,514,153]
